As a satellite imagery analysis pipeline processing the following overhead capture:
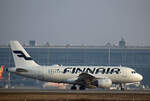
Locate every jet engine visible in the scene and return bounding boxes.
[94,78,112,88]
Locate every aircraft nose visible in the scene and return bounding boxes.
[137,74,143,81]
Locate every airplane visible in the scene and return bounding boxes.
[0,65,4,80]
[6,41,143,90]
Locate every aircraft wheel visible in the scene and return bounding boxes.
[79,86,85,90]
[71,85,77,90]
[121,87,125,91]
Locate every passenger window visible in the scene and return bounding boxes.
[48,69,60,73]
[131,71,136,74]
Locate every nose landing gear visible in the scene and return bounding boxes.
[71,85,86,90]
[120,83,125,91]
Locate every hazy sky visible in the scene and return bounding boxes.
[0,0,150,46]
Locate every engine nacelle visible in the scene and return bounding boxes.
[95,78,112,88]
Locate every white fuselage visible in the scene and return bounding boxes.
[8,65,143,84]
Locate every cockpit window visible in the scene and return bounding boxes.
[131,71,136,74]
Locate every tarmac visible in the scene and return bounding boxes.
[0,88,150,101]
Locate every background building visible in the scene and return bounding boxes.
[29,40,36,47]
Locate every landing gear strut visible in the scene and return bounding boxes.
[120,83,125,91]
[71,84,77,90]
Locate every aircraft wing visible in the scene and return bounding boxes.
[75,73,98,88]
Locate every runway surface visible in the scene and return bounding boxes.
[0,88,150,93]
[0,88,150,101]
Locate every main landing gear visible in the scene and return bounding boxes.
[71,84,77,90]
[71,85,86,90]
[79,85,85,90]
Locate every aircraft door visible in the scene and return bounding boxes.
[120,70,128,81]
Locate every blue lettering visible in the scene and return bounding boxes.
[63,67,72,73]
[85,68,95,74]
[75,68,85,73]
[63,67,121,74]
[111,68,120,74]
[106,68,111,74]
[95,68,105,74]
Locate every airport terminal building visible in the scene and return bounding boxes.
[0,40,150,88]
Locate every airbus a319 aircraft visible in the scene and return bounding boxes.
[7,41,143,90]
